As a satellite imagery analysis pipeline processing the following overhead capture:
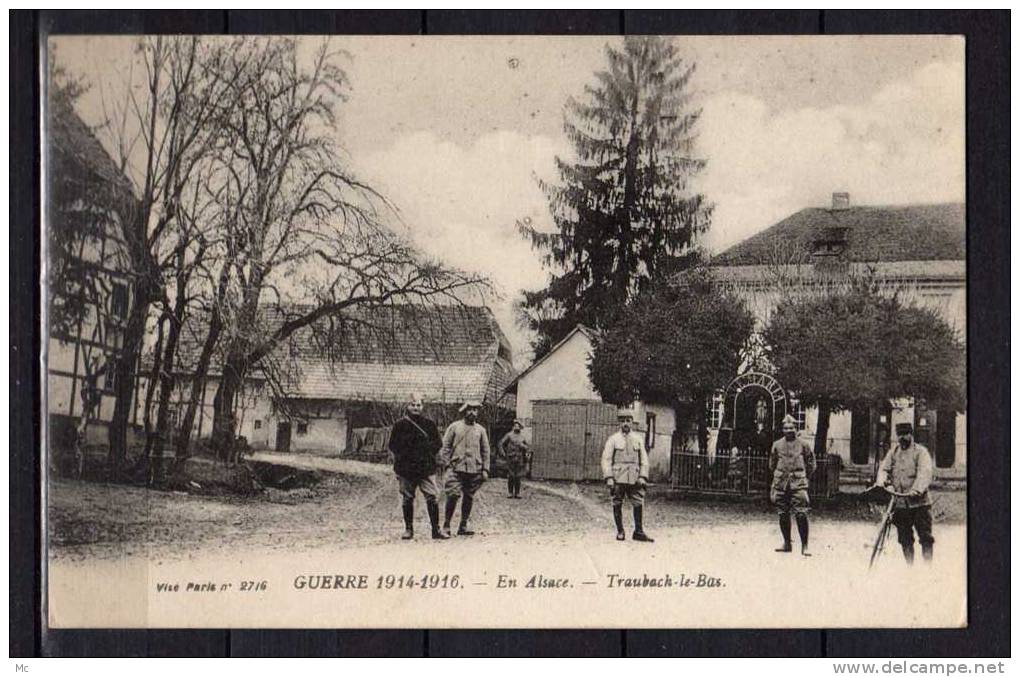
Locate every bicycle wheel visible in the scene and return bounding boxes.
[869,517,891,569]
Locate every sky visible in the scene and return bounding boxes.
[53,35,965,366]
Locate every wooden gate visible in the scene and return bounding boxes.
[531,399,618,481]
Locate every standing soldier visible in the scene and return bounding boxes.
[440,400,491,537]
[876,422,935,564]
[601,408,654,542]
[770,414,816,556]
[498,419,530,499]
[388,393,448,540]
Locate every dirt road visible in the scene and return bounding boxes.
[48,452,614,562]
[48,451,964,562]
[47,453,966,628]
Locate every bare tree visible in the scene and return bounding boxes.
[197,38,490,456]
[100,36,237,475]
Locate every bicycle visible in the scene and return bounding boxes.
[864,485,913,569]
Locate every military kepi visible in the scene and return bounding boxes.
[895,422,914,435]
[458,400,482,413]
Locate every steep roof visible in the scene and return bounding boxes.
[49,97,135,204]
[713,203,966,266]
[166,304,516,405]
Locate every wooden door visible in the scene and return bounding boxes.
[850,405,871,465]
[531,400,589,481]
[934,410,957,468]
[275,421,292,453]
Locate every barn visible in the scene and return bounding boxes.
[144,303,517,460]
[506,325,677,482]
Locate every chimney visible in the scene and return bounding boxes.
[831,192,850,210]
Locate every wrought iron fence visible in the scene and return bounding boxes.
[669,450,841,499]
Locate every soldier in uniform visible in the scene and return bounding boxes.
[770,414,816,556]
[876,422,935,564]
[387,393,448,540]
[439,400,491,537]
[601,408,653,542]
[498,419,530,499]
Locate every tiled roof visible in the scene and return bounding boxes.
[713,203,965,266]
[165,304,516,405]
[49,97,135,202]
[276,362,494,403]
[261,304,508,365]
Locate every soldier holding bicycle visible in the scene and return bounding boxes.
[876,422,935,564]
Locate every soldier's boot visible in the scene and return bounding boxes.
[900,542,915,565]
[515,478,522,498]
[457,495,475,536]
[442,496,458,537]
[613,505,625,541]
[427,500,448,540]
[775,514,793,552]
[632,506,654,542]
[921,542,933,563]
[795,514,811,557]
[401,502,414,540]
[507,478,514,498]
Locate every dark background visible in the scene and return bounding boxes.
[10,9,1009,658]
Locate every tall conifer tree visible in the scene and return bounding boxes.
[520,36,711,356]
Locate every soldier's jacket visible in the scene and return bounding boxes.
[441,419,491,475]
[769,436,816,491]
[498,431,530,468]
[601,430,649,485]
[877,442,934,508]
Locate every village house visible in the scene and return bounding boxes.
[142,304,517,459]
[507,194,966,488]
[46,98,137,450]
[506,325,678,482]
[711,193,967,478]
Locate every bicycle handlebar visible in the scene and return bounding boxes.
[866,484,915,498]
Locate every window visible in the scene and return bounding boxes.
[708,392,724,429]
[102,358,116,392]
[296,421,309,436]
[645,412,656,449]
[110,282,129,320]
[254,420,262,430]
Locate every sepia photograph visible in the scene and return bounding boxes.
[42,32,968,629]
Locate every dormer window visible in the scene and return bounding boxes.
[811,226,850,257]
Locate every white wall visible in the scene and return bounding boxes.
[515,330,677,482]
[272,402,348,456]
[727,267,966,336]
[721,269,968,475]
[515,330,600,427]
[639,401,677,480]
[132,375,274,452]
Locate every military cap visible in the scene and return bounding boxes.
[895,422,914,435]
[459,400,483,413]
